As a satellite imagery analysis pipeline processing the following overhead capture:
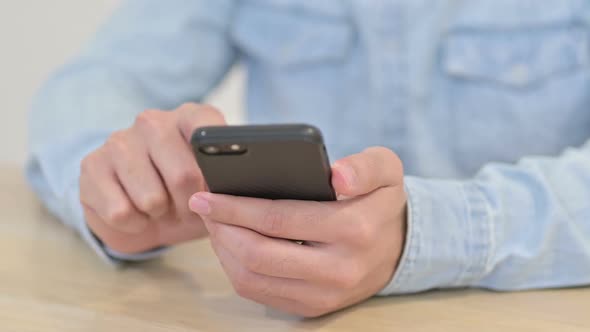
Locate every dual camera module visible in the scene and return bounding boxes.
[200,143,248,155]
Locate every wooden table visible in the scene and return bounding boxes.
[1,166,589,332]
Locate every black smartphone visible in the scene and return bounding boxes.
[191,124,336,201]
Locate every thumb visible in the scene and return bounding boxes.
[331,146,403,198]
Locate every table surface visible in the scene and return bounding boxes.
[1,166,589,332]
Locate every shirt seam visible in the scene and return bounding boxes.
[377,181,420,294]
[455,182,493,286]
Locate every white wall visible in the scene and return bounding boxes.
[0,0,244,165]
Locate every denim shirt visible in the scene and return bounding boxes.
[27,0,590,295]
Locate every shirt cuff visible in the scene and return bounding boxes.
[78,220,169,264]
[27,131,170,265]
[67,169,169,264]
[378,176,493,295]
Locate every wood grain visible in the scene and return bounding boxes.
[1,166,589,332]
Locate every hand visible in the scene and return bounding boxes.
[189,147,407,317]
[80,103,226,254]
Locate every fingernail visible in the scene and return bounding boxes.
[333,162,356,188]
[189,194,211,216]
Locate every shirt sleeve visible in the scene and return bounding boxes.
[379,139,590,295]
[25,0,237,263]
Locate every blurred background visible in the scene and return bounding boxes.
[0,0,244,166]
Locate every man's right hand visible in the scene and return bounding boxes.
[79,103,226,254]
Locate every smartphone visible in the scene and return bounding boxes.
[191,124,336,201]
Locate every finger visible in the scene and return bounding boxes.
[80,151,148,234]
[136,106,225,226]
[209,237,331,318]
[331,146,403,197]
[83,205,158,254]
[204,219,336,283]
[176,103,226,141]
[190,192,341,243]
[150,131,202,225]
[108,131,170,219]
[155,210,209,245]
[135,114,200,225]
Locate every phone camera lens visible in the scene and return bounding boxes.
[203,146,220,154]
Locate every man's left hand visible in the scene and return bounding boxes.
[189,147,407,317]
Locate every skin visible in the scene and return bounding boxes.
[81,102,408,317]
[190,147,408,317]
[80,103,226,253]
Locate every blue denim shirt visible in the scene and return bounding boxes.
[27,0,590,295]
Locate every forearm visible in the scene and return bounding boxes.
[27,0,237,261]
[379,141,590,295]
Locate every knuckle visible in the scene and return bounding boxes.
[354,218,377,245]
[338,210,370,244]
[261,205,286,235]
[105,131,129,155]
[137,193,168,215]
[135,109,164,129]
[104,202,134,224]
[85,208,155,253]
[135,110,170,138]
[342,213,377,247]
[169,167,201,188]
